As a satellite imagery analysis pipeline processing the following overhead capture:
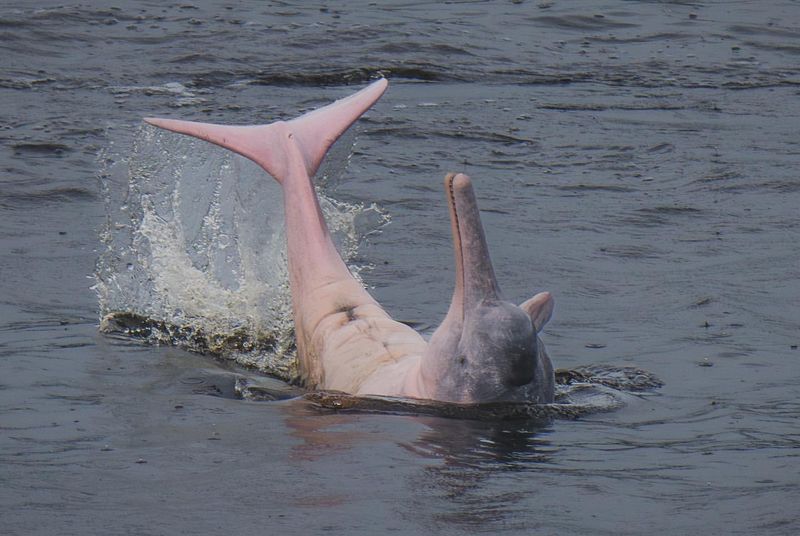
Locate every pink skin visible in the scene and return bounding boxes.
[145,79,555,403]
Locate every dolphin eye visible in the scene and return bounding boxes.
[457,355,467,365]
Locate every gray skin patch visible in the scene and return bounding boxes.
[422,173,554,404]
[425,301,551,404]
[458,300,539,397]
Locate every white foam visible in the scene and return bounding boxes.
[96,124,384,377]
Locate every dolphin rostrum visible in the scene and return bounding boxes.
[145,79,555,404]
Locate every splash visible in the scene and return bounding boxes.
[95,124,386,381]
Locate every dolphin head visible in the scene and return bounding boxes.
[420,173,555,404]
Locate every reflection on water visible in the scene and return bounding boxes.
[281,403,381,463]
[407,417,556,530]
[281,397,554,466]
[281,398,555,528]
[408,416,554,469]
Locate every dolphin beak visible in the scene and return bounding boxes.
[444,173,502,315]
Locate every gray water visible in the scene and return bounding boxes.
[2,1,799,534]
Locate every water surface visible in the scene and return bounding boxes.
[1,1,799,534]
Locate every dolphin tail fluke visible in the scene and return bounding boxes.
[288,78,388,179]
[144,78,388,183]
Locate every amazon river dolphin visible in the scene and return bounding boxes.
[145,79,555,404]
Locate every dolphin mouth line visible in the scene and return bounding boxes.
[446,174,462,255]
[445,173,466,320]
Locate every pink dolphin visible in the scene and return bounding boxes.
[145,79,555,404]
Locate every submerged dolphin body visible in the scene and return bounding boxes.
[145,79,555,404]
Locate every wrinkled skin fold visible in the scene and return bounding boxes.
[144,79,555,404]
